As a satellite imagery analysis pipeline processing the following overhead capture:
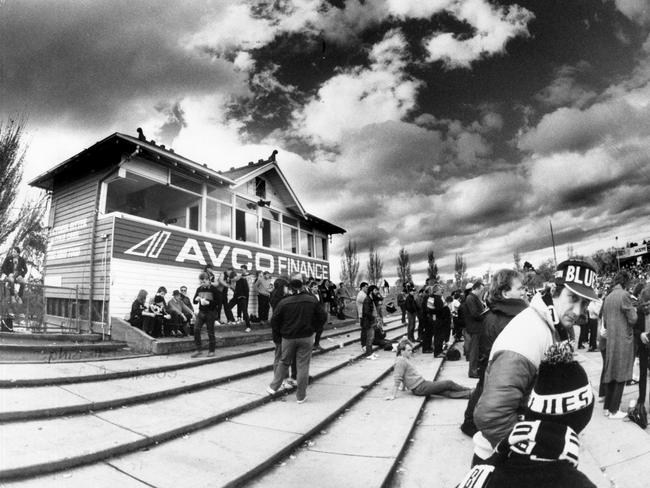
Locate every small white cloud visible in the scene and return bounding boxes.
[614,0,650,26]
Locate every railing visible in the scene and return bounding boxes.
[0,280,81,334]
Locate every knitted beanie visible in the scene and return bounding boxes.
[526,341,594,434]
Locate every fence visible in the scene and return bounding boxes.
[0,280,81,334]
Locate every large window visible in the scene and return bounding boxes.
[206,200,232,238]
[282,224,298,254]
[262,208,281,249]
[316,236,328,260]
[300,230,313,257]
[235,197,258,243]
[105,171,201,230]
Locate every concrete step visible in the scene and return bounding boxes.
[0,326,407,481]
[247,352,441,488]
[1,331,409,488]
[0,319,399,386]
[0,341,128,352]
[0,321,403,421]
[0,332,103,342]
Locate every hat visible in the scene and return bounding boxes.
[526,342,594,434]
[554,259,598,301]
[465,283,473,291]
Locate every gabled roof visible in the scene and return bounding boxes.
[29,132,235,190]
[226,160,346,235]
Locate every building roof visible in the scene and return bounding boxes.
[29,131,346,235]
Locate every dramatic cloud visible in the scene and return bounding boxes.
[424,0,534,68]
[534,62,597,108]
[290,29,421,146]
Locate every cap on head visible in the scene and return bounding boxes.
[526,342,594,434]
[554,259,598,301]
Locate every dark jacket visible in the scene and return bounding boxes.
[193,284,220,312]
[271,291,327,342]
[361,295,377,329]
[234,277,249,299]
[464,293,485,335]
[129,300,146,328]
[1,254,27,278]
[478,298,528,369]
[405,294,417,313]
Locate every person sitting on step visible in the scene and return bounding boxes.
[385,339,473,401]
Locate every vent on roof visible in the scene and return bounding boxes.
[248,161,254,166]
[230,167,235,170]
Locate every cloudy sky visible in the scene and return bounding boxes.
[2,0,650,282]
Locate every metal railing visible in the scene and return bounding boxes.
[0,280,81,334]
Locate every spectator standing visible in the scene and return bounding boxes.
[361,285,380,360]
[585,297,601,352]
[405,287,418,342]
[191,272,220,358]
[465,280,486,378]
[267,275,327,403]
[254,271,273,323]
[601,270,638,418]
[230,270,251,332]
[472,260,598,464]
[460,269,527,437]
[634,284,650,407]
[309,281,325,351]
[356,282,368,321]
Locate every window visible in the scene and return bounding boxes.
[300,231,313,257]
[235,210,258,243]
[207,183,230,202]
[170,172,203,194]
[255,177,266,198]
[316,236,328,260]
[105,172,201,230]
[262,209,280,249]
[206,200,232,238]
[282,225,298,254]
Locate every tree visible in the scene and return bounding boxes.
[366,245,383,285]
[513,249,521,272]
[591,248,618,274]
[12,196,48,277]
[396,247,412,284]
[340,240,360,287]
[426,248,439,283]
[0,118,27,247]
[454,253,467,289]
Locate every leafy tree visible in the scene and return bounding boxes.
[426,248,439,283]
[340,240,360,287]
[366,245,383,285]
[0,118,27,247]
[591,248,619,274]
[454,253,466,289]
[12,196,48,277]
[396,247,412,284]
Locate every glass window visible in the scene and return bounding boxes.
[207,183,231,203]
[318,237,328,260]
[105,172,200,230]
[282,225,298,254]
[206,200,232,238]
[170,172,203,194]
[262,208,281,249]
[283,215,298,227]
[235,209,258,243]
[300,231,313,257]
[236,196,258,211]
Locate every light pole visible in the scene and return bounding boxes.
[615,236,620,271]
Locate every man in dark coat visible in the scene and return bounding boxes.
[601,270,638,418]
[267,275,327,403]
[465,280,486,378]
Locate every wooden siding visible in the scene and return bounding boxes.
[264,170,298,214]
[110,258,260,319]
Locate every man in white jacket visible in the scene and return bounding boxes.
[472,259,599,465]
